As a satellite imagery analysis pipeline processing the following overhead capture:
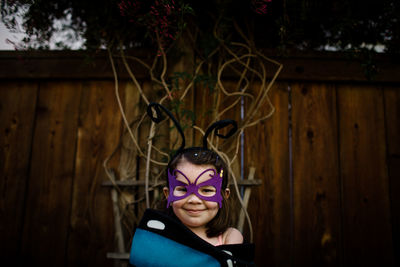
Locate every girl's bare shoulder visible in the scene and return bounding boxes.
[223,227,244,244]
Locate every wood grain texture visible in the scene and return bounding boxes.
[2,50,399,83]
[338,84,393,265]
[119,81,141,181]
[0,82,38,264]
[291,82,342,266]
[66,81,121,267]
[20,81,81,265]
[383,86,400,266]
[246,82,291,266]
[136,81,153,215]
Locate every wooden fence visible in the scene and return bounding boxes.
[0,51,399,266]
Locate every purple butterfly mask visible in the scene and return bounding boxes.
[167,168,223,208]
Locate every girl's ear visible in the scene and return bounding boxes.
[163,187,169,199]
[224,188,230,199]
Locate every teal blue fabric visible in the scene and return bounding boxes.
[129,228,220,266]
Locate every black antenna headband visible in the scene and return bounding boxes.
[147,103,238,154]
[202,119,238,149]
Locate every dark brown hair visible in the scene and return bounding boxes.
[166,147,232,237]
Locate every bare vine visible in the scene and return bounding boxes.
[103,17,282,245]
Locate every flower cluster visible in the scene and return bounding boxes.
[119,0,187,51]
[251,0,272,15]
[118,0,142,23]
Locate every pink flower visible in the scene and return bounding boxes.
[251,0,272,15]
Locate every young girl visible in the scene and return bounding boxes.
[164,147,243,246]
[129,103,254,266]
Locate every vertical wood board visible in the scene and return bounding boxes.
[136,81,153,215]
[193,80,221,146]
[246,82,291,266]
[338,84,393,265]
[119,81,142,181]
[0,82,38,263]
[20,81,81,265]
[291,82,342,266]
[383,86,400,266]
[119,81,142,237]
[67,81,121,267]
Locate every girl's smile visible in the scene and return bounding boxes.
[185,208,206,214]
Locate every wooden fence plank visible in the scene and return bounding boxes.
[338,85,393,265]
[66,81,121,267]
[193,80,220,146]
[246,82,291,266]
[137,81,153,215]
[291,82,342,266]
[119,81,141,181]
[20,81,81,265]
[119,81,142,240]
[383,86,400,266]
[2,50,400,83]
[0,82,38,264]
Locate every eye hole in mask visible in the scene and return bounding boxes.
[173,185,217,197]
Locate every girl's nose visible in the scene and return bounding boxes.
[187,193,202,203]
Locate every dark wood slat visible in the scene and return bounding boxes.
[20,81,81,265]
[383,86,400,266]
[246,82,292,266]
[291,82,342,266]
[338,84,393,265]
[0,51,148,80]
[1,50,399,83]
[66,81,122,267]
[0,82,38,265]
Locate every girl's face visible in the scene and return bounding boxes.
[164,159,223,231]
